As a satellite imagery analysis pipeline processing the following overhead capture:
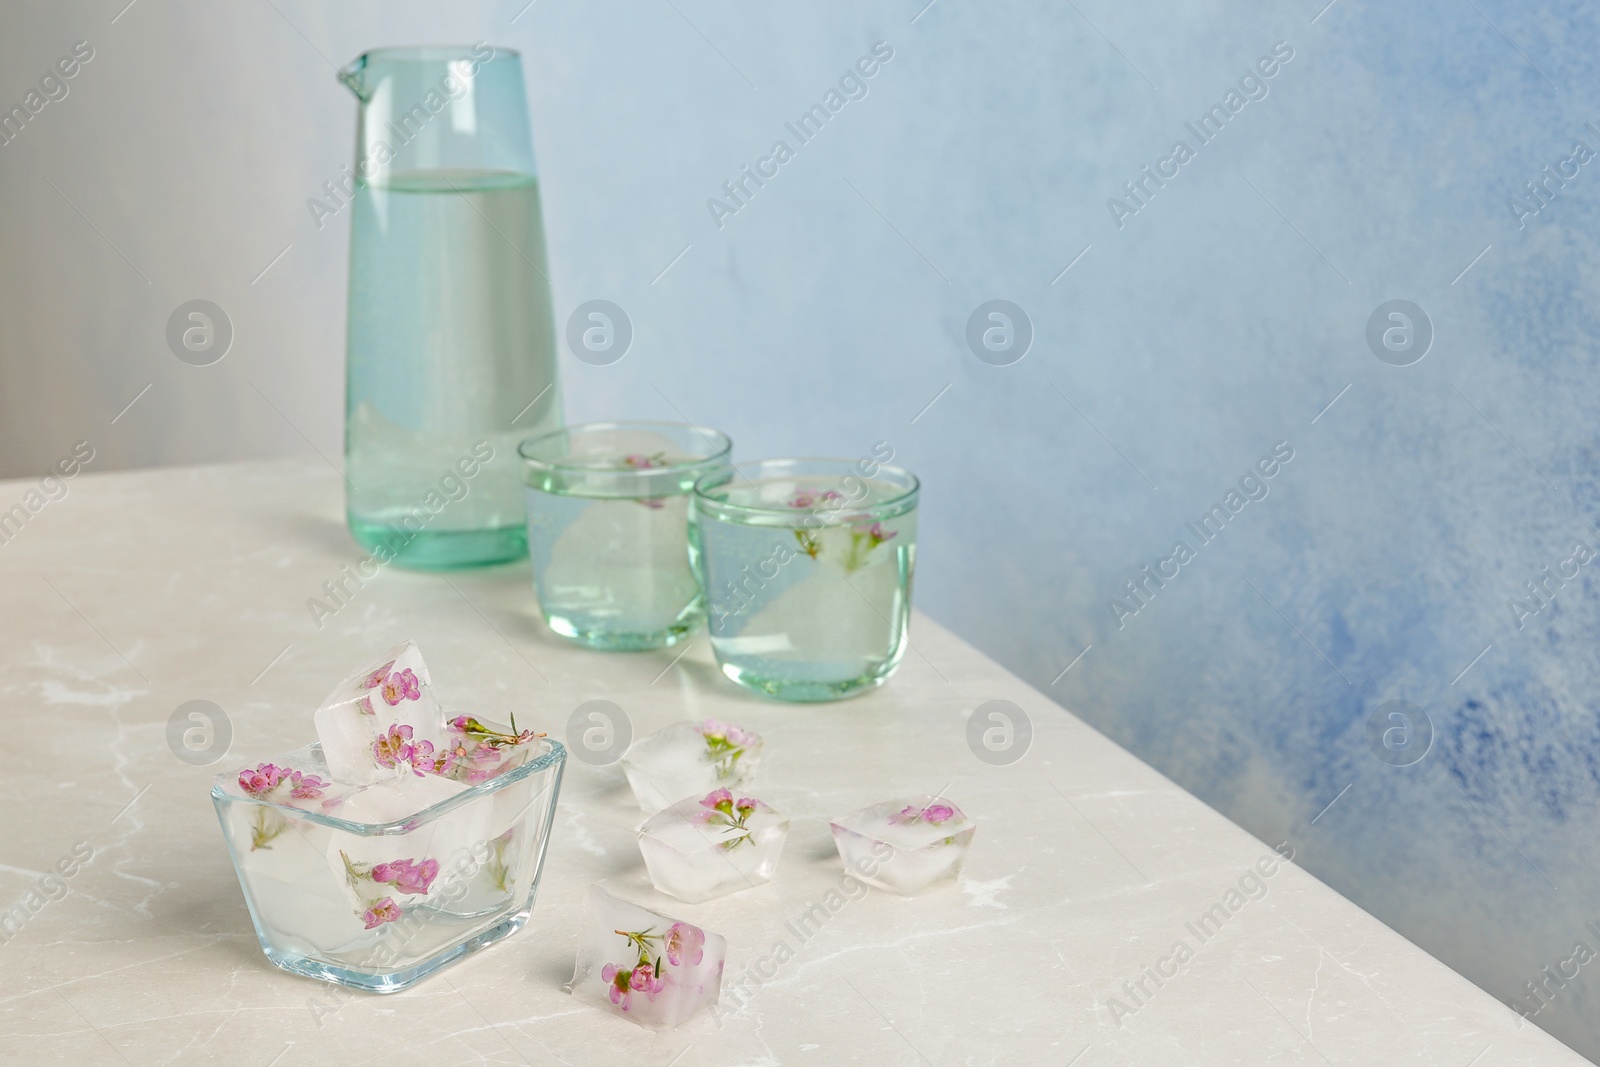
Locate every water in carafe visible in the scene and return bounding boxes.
[339,45,562,569]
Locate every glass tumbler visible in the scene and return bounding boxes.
[691,458,919,701]
[519,422,732,650]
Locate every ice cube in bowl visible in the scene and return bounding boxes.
[312,639,450,786]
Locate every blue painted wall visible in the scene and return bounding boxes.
[543,2,1600,1055]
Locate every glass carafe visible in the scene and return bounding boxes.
[339,45,562,569]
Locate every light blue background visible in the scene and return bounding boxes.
[3,0,1599,1057]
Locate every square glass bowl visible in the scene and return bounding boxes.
[212,738,566,992]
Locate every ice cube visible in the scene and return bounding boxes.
[731,563,900,662]
[621,719,762,813]
[637,788,787,903]
[540,495,702,618]
[569,885,726,1029]
[424,714,546,786]
[225,748,351,869]
[322,772,494,927]
[313,640,448,785]
[830,795,975,896]
[326,769,469,824]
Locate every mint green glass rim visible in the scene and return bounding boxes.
[693,457,920,525]
[518,420,732,499]
[353,44,522,62]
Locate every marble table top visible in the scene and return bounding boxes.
[0,460,1582,1065]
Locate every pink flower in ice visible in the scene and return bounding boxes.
[237,763,285,797]
[359,661,395,690]
[288,771,330,800]
[362,898,401,929]
[462,745,508,783]
[428,734,473,779]
[407,739,435,777]
[602,963,635,1009]
[698,719,754,748]
[665,921,705,967]
[372,724,417,770]
[384,857,435,895]
[698,787,734,820]
[891,801,962,826]
[431,716,542,782]
[697,789,761,849]
[357,695,374,716]
[371,857,439,895]
[630,962,665,1000]
[696,720,755,780]
[450,715,543,747]
[405,858,440,894]
[381,668,421,706]
[789,488,842,509]
[621,451,668,471]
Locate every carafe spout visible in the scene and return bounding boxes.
[338,54,370,101]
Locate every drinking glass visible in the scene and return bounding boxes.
[691,458,918,701]
[519,422,732,650]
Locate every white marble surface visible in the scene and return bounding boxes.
[0,460,1582,1065]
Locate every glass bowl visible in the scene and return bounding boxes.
[212,737,566,992]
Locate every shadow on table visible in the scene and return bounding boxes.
[529,950,573,990]
[155,869,269,969]
[271,511,361,559]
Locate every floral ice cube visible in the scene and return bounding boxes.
[320,772,481,921]
[569,886,726,1029]
[407,714,547,787]
[299,712,546,930]
[313,640,448,785]
[221,750,470,936]
[638,788,787,903]
[621,719,762,813]
[226,748,350,856]
[830,795,975,896]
